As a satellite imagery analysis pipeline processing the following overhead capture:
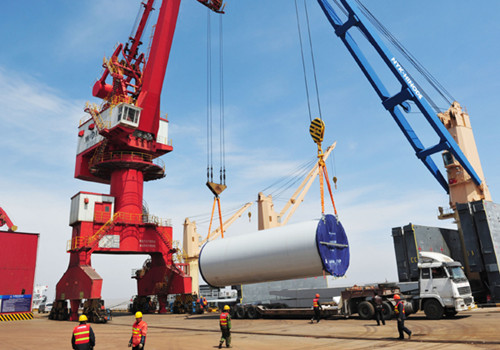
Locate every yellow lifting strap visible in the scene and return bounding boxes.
[205,181,227,241]
[310,118,337,216]
[206,196,225,240]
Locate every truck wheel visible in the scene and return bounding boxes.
[235,305,246,319]
[382,301,393,320]
[358,301,375,320]
[424,299,443,320]
[444,309,457,318]
[246,306,259,319]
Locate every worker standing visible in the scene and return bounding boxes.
[218,305,232,348]
[129,311,148,349]
[374,293,385,326]
[394,294,412,340]
[198,296,208,313]
[71,314,95,350]
[310,293,322,323]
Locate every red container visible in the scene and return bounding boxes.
[0,231,39,311]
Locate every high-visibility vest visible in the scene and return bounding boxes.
[73,324,90,345]
[220,312,229,327]
[313,298,319,308]
[395,301,405,315]
[132,320,148,346]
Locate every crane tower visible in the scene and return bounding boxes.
[54,0,224,321]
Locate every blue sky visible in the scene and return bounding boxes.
[1,0,499,302]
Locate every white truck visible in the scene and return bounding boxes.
[347,252,475,320]
[404,251,475,319]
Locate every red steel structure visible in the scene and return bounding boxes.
[0,207,18,232]
[55,0,224,320]
[0,229,39,320]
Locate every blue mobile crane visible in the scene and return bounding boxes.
[316,0,483,194]
[315,0,500,303]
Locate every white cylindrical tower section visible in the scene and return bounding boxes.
[199,215,349,287]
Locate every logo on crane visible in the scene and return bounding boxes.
[390,57,423,100]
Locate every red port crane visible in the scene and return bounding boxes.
[55,0,223,321]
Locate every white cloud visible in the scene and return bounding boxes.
[0,67,83,169]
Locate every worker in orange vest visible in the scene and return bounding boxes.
[128,311,148,349]
[310,293,322,323]
[394,294,412,340]
[218,305,232,348]
[198,296,208,312]
[71,314,95,350]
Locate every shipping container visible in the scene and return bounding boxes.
[0,230,39,314]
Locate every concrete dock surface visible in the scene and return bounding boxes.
[2,307,500,349]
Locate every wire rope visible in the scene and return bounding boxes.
[219,14,226,185]
[294,0,313,122]
[260,158,316,193]
[303,0,323,119]
[206,9,213,182]
[354,0,455,111]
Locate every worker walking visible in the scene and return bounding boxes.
[129,311,148,349]
[71,314,96,350]
[374,293,385,326]
[218,305,232,348]
[310,293,322,323]
[394,294,412,340]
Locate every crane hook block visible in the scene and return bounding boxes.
[206,181,227,197]
[309,118,325,144]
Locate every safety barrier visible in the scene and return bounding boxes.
[0,312,33,322]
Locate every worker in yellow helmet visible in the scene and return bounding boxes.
[71,314,95,350]
[218,305,232,348]
[129,311,148,349]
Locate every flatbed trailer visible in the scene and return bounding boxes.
[231,302,340,319]
[254,305,340,319]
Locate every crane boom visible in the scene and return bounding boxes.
[279,142,337,225]
[136,0,181,137]
[258,141,337,230]
[0,207,17,232]
[316,0,486,196]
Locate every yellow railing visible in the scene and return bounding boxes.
[84,102,109,131]
[66,236,87,252]
[88,212,121,244]
[66,212,173,251]
[92,211,172,227]
[89,139,108,168]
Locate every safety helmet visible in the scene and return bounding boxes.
[394,294,401,300]
[223,305,230,311]
[135,311,143,318]
[315,294,320,298]
[79,314,88,322]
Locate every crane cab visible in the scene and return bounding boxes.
[115,103,141,129]
[104,103,142,130]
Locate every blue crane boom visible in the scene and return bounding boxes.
[316,0,483,194]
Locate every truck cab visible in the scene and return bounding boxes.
[416,251,474,319]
